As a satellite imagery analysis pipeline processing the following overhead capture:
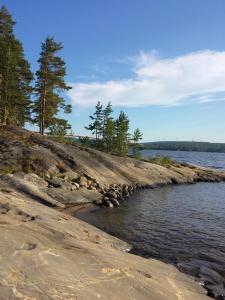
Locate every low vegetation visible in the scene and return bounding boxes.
[144,156,173,167]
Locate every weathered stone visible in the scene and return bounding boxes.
[93,199,102,205]
[1,174,65,208]
[78,176,88,187]
[60,171,80,181]
[60,181,74,191]
[105,192,118,199]
[73,182,80,189]
[0,188,210,300]
[103,196,110,202]
[110,198,120,207]
[48,177,64,188]
[105,200,114,208]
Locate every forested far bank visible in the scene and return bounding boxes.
[143,141,225,153]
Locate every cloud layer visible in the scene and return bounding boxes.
[68,50,225,107]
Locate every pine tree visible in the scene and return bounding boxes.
[102,102,115,152]
[0,6,33,125]
[49,118,71,143]
[33,37,71,135]
[85,101,103,146]
[131,128,143,157]
[115,111,130,155]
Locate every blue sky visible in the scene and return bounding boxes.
[3,0,225,142]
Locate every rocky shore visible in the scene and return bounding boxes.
[0,125,225,299]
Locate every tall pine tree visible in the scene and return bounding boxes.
[33,37,71,135]
[102,102,115,152]
[0,6,33,125]
[115,111,129,155]
[131,128,143,157]
[85,101,103,144]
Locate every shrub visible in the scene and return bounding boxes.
[145,155,173,166]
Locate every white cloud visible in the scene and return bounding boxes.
[68,50,225,107]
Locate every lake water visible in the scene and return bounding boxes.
[76,150,225,298]
[141,149,225,170]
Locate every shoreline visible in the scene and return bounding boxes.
[0,186,211,300]
[1,127,225,299]
[73,181,225,299]
[1,170,224,299]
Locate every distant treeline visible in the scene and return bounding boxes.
[143,141,225,153]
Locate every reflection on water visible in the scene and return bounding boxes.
[76,183,225,298]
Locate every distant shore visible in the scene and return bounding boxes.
[143,141,225,153]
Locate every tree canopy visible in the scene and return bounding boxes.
[33,36,72,134]
[0,6,33,126]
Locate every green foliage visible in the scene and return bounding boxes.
[130,128,143,157]
[84,102,142,156]
[78,136,93,147]
[85,101,103,144]
[0,6,145,158]
[0,6,33,126]
[102,102,115,152]
[114,111,130,155]
[33,36,71,134]
[146,156,173,166]
[49,119,71,143]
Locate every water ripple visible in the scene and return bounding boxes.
[76,182,225,299]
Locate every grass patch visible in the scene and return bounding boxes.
[144,155,173,167]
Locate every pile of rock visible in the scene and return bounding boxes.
[98,183,152,208]
[47,172,103,193]
[48,171,80,191]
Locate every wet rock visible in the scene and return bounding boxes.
[105,191,118,199]
[171,177,178,184]
[93,199,102,205]
[103,196,110,202]
[110,198,120,207]
[105,200,114,208]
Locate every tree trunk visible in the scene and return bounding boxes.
[40,85,46,135]
[39,95,42,134]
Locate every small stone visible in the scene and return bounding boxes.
[105,200,113,208]
[93,199,102,205]
[110,198,120,207]
[78,176,87,187]
[48,177,64,188]
[73,182,80,189]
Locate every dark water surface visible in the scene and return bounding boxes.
[76,151,225,298]
[76,183,225,298]
[141,149,225,170]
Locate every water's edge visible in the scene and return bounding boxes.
[75,182,225,299]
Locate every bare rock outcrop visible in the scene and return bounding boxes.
[0,125,225,299]
[0,125,225,209]
[0,189,209,300]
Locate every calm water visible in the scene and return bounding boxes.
[76,151,225,298]
[141,149,225,170]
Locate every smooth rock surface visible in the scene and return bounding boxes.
[0,189,209,300]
